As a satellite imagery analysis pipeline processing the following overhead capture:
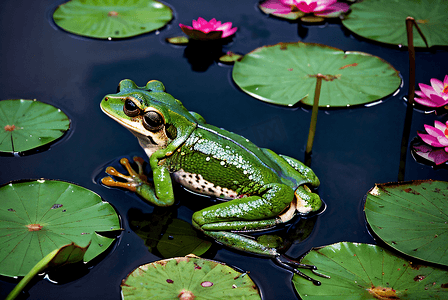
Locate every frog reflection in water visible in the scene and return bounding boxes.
[100,79,326,284]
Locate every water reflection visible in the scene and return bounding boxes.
[183,40,228,72]
[397,97,415,181]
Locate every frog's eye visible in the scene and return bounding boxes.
[143,111,164,132]
[123,99,140,117]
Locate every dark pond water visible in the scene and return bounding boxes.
[1,0,447,299]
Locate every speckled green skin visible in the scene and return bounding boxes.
[100,79,322,257]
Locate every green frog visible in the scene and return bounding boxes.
[100,79,325,284]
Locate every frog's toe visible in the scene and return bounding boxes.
[101,176,138,192]
[102,157,149,192]
[295,185,322,214]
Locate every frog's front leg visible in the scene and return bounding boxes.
[101,156,174,206]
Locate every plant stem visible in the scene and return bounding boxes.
[406,17,416,105]
[305,75,323,156]
[398,16,427,181]
[6,249,59,300]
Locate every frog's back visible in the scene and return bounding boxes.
[166,124,284,198]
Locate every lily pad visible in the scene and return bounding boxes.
[0,99,70,153]
[364,180,448,266]
[293,242,448,299]
[232,42,401,107]
[53,0,173,39]
[0,179,121,277]
[121,255,261,299]
[342,0,448,47]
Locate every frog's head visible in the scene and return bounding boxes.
[100,79,198,157]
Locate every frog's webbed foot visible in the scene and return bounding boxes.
[275,255,329,286]
[102,157,149,193]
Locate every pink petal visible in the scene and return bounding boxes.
[423,124,444,137]
[414,96,439,107]
[222,26,237,38]
[313,0,338,12]
[179,24,193,31]
[429,94,448,106]
[315,2,350,16]
[443,75,448,86]
[430,78,444,94]
[436,135,448,146]
[418,132,445,148]
[197,17,207,25]
[262,0,293,14]
[296,2,318,13]
[434,120,448,132]
[217,22,232,31]
[418,83,436,98]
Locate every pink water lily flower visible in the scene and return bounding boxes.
[261,0,349,17]
[415,75,448,108]
[416,120,448,165]
[179,18,237,41]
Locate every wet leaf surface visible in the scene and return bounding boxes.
[342,0,448,47]
[364,180,448,266]
[293,242,448,299]
[232,42,401,107]
[53,0,173,39]
[0,179,120,277]
[121,255,261,299]
[0,99,70,153]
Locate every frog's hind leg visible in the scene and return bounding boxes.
[261,149,322,214]
[260,149,319,188]
[278,153,320,188]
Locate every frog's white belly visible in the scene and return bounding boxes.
[172,169,238,199]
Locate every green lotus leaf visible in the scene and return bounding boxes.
[53,0,173,39]
[121,256,261,299]
[218,51,243,64]
[342,0,448,47]
[0,179,121,277]
[0,99,70,153]
[365,180,448,266]
[293,242,448,299]
[232,42,401,107]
